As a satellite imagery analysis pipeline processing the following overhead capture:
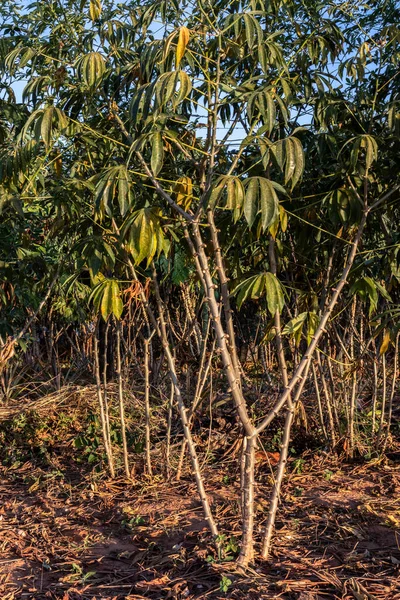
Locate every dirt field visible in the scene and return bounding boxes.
[1,451,399,600]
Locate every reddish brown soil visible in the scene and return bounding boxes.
[0,455,399,600]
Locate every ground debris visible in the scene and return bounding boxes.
[0,453,398,599]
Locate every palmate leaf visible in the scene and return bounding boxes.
[154,71,192,110]
[349,276,390,316]
[388,101,400,134]
[247,89,276,132]
[282,312,307,336]
[126,70,193,128]
[140,40,162,82]
[77,52,106,89]
[268,204,287,239]
[270,137,304,190]
[282,311,320,346]
[22,76,51,106]
[282,311,307,346]
[207,176,228,209]
[171,246,189,285]
[101,280,123,320]
[279,205,288,232]
[232,272,284,314]
[207,176,244,221]
[78,236,116,279]
[243,13,263,50]
[259,179,279,230]
[284,138,300,187]
[19,106,68,148]
[344,134,378,172]
[129,84,151,126]
[326,187,361,225]
[5,46,35,75]
[122,207,165,266]
[174,176,193,211]
[243,177,279,230]
[224,12,263,51]
[225,177,244,222]
[89,0,102,21]
[89,279,123,320]
[173,71,192,108]
[233,274,266,309]
[307,312,320,344]
[0,140,39,182]
[264,272,285,316]
[93,165,131,217]
[129,71,191,125]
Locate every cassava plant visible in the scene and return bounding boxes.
[0,0,399,568]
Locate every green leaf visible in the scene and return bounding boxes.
[284,137,304,189]
[259,178,279,231]
[289,137,304,189]
[374,280,392,302]
[283,312,308,337]
[232,272,284,314]
[264,272,284,315]
[93,165,130,217]
[123,208,164,266]
[232,274,265,309]
[174,176,193,211]
[243,177,259,228]
[40,107,53,148]
[244,177,279,231]
[110,280,123,319]
[243,13,254,49]
[346,135,378,172]
[78,52,106,88]
[100,280,123,320]
[208,176,228,209]
[117,166,130,216]
[35,107,68,148]
[174,71,192,107]
[151,132,164,176]
[306,312,320,344]
[224,177,244,220]
[350,277,378,315]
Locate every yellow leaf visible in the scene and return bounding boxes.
[174,176,193,211]
[380,330,390,355]
[268,218,279,239]
[279,205,287,232]
[176,26,190,68]
[89,0,102,21]
[54,151,62,177]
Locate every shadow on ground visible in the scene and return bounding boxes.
[0,454,399,599]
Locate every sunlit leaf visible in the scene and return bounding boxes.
[176,26,190,68]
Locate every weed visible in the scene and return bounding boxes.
[323,469,334,481]
[220,575,233,593]
[293,458,306,474]
[215,534,239,562]
[121,515,145,530]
